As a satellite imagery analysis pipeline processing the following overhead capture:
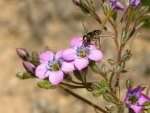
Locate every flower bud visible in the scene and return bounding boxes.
[72,0,80,6]
[130,0,141,7]
[22,61,35,73]
[110,0,125,11]
[16,48,29,60]
[72,0,91,14]
[126,79,133,89]
[16,72,32,79]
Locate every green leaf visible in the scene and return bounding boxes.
[118,105,124,113]
[92,80,109,97]
[121,69,128,73]
[121,49,132,63]
[105,103,116,112]
[38,80,57,89]
[107,59,116,66]
[103,94,114,102]
[144,101,150,106]
[31,51,40,66]
[128,28,135,39]
[138,6,149,14]
[79,0,91,14]
[147,108,150,113]
[121,28,127,45]
[112,11,117,21]
[126,79,133,89]
[16,72,32,79]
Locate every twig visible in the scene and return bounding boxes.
[58,85,108,113]
[60,82,86,89]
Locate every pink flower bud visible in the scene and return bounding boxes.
[22,61,35,73]
[16,48,29,60]
[72,0,80,6]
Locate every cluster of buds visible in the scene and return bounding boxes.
[72,0,141,11]
[16,48,38,78]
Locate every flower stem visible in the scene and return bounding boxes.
[100,9,114,29]
[60,82,86,89]
[91,10,107,31]
[125,7,136,31]
[58,85,108,113]
[71,80,83,85]
[115,45,124,100]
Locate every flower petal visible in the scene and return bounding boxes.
[74,58,89,70]
[55,50,63,59]
[62,48,77,61]
[134,86,141,97]
[115,1,125,10]
[130,0,140,6]
[139,94,150,105]
[130,105,142,113]
[39,50,54,63]
[49,71,64,85]
[35,64,50,79]
[71,36,83,47]
[61,61,75,72]
[89,44,97,50]
[88,49,103,61]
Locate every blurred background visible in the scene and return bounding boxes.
[0,0,150,113]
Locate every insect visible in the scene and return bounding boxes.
[83,30,101,45]
[81,20,114,46]
[82,29,115,48]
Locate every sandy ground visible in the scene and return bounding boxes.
[0,0,150,113]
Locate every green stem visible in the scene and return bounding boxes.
[120,5,130,23]
[91,10,107,31]
[100,9,114,29]
[115,45,124,100]
[108,91,122,105]
[59,85,108,113]
[125,7,136,31]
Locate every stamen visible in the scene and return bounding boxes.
[128,95,138,105]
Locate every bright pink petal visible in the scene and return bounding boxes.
[74,58,89,70]
[61,61,75,72]
[62,48,77,61]
[49,71,64,85]
[71,36,83,47]
[55,50,63,59]
[139,94,150,105]
[35,64,50,79]
[88,50,103,61]
[39,50,54,63]
[130,105,142,113]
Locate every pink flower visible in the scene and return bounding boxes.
[125,86,150,113]
[35,50,75,85]
[62,37,104,70]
